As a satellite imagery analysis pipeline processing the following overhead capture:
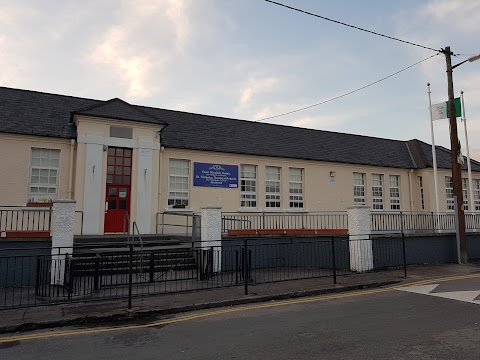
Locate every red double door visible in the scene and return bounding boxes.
[104,147,132,233]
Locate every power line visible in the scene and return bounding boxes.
[257,53,439,122]
[263,0,440,52]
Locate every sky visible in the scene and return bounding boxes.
[1,0,479,160]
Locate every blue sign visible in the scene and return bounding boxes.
[193,162,238,188]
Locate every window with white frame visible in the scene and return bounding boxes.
[168,159,190,208]
[372,174,383,210]
[240,164,257,208]
[29,148,60,198]
[473,179,480,211]
[265,166,281,208]
[462,178,469,211]
[289,168,304,208]
[419,176,425,210]
[445,176,454,210]
[389,175,400,210]
[353,172,366,205]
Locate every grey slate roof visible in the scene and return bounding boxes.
[1,86,479,171]
[72,98,166,125]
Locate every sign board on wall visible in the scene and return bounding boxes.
[193,162,238,188]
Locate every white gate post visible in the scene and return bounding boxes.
[347,205,373,272]
[201,206,222,272]
[50,200,76,285]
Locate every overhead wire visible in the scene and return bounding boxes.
[257,53,440,121]
[162,53,439,132]
[263,0,440,52]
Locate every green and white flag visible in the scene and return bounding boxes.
[431,97,462,121]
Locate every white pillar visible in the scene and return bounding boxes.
[201,206,222,272]
[347,205,373,272]
[50,200,76,285]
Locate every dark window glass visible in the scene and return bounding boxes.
[115,176,122,184]
[107,166,114,174]
[119,200,127,209]
[109,188,117,197]
[116,157,123,166]
[124,176,131,185]
[108,200,117,210]
[107,175,114,183]
[124,149,132,157]
[124,158,131,166]
[108,148,115,156]
[124,167,131,175]
[115,167,123,175]
[108,157,115,165]
[116,148,123,156]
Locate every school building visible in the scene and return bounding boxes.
[1,86,479,236]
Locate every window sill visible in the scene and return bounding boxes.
[164,208,194,212]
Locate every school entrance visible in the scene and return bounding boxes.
[104,147,132,233]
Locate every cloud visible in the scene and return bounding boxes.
[238,76,283,107]
[422,0,480,31]
[86,0,194,100]
[89,27,155,99]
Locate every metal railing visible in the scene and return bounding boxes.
[0,206,52,237]
[221,211,348,232]
[371,211,480,233]
[0,235,406,309]
[156,212,201,239]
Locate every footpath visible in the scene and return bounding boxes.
[1,263,479,334]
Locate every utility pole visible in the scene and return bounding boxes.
[443,46,467,263]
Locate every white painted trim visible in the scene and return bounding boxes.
[135,148,154,233]
[83,142,103,234]
[77,134,160,150]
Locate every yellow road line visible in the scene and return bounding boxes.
[1,272,480,344]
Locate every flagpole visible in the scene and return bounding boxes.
[461,91,474,212]
[428,83,440,214]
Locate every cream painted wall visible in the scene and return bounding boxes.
[159,148,462,214]
[73,116,162,234]
[0,134,72,205]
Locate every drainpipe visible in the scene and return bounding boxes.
[68,139,76,200]
[157,124,168,220]
[408,169,414,212]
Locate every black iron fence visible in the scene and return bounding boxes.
[0,236,406,310]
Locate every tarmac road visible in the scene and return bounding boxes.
[1,275,480,360]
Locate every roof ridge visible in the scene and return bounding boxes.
[0,85,103,103]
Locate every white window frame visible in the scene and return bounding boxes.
[240,164,257,208]
[372,174,383,210]
[473,179,480,211]
[445,176,454,211]
[265,166,281,208]
[28,148,61,200]
[289,168,304,209]
[353,172,366,205]
[168,159,190,208]
[462,178,469,211]
[389,175,400,210]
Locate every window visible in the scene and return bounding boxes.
[353,172,366,205]
[168,159,190,208]
[389,175,400,210]
[29,148,60,198]
[445,176,454,211]
[240,164,257,208]
[289,168,304,208]
[265,166,281,208]
[474,179,480,211]
[462,178,469,211]
[372,174,383,210]
[419,176,425,210]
